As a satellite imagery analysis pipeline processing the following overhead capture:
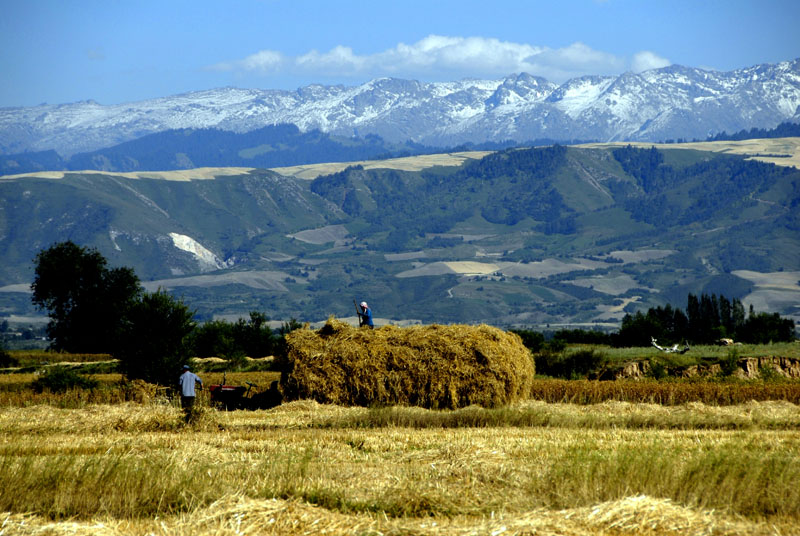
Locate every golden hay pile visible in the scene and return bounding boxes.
[280,317,534,409]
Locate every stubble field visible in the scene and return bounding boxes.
[1,394,800,535]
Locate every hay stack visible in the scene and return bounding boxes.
[280,317,534,409]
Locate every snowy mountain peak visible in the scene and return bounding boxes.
[1,58,799,156]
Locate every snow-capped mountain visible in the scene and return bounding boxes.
[2,59,799,157]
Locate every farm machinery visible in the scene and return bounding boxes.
[208,374,282,410]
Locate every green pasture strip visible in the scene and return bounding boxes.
[564,342,800,365]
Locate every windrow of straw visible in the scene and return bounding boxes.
[529,378,800,405]
[281,317,535,409]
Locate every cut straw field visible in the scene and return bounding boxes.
[3,336,800,535]
[1,400,800,535]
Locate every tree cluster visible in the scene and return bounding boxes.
[0,340,15,368]
[706,121,800,142]
[31,241,302,385]
[616,293,795,346]
[31,242,195,385]
[31,242,142,354]
[612,145,798,231]
[189,312,301,362]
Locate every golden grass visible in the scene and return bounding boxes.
[2,494,792,535]
[1,401,799,534]
[7,350,113,364]
[0,371,281,408]
[324,398,800,431]
[3,167,257,181]
[2,337,800,535]
[529,378,800,405]
[3,370,800,410]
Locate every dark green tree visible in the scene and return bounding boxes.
[617,311,663,347]
[31,241,141,353]
[616,293,794,347]
[740,311,795,344]
[719,295,733,335]
[116,290,196,385]
[732,299,746,335]
[686,294,700,342]
[510,329,546,352]
[0,340,16,368]
[234,311,276,358]
[189,319,236,358]
[188,311,276,360]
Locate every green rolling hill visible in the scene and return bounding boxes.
[1,142,798,329]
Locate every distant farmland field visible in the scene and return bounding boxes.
[271,151,493,179]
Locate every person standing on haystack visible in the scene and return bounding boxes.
[178,364,203,411]
[358,301,374,329]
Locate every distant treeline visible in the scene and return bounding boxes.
[706,121,800,142]
[611,144,797,230]
[513,293,796,350]
[616,293,795,346]
[0,125,409,175]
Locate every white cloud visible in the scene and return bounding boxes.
[631,51,671,73]
[241,50,285,72]
[210,36,644,83]
[373,35,546,76]
[296,46,366,75]
[523,42,626,81]
[209,49,285,73]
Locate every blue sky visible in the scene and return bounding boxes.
[2,0,798,107]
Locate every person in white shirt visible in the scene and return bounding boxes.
[178,364,203,410]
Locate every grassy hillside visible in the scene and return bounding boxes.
[1,142,798,328]
[0,169,334,284]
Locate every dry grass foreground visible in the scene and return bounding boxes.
[1,401,800,535]
[282,318,534,408]
[1,495,785,536]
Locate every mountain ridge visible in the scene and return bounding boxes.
[2,59,799,157]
